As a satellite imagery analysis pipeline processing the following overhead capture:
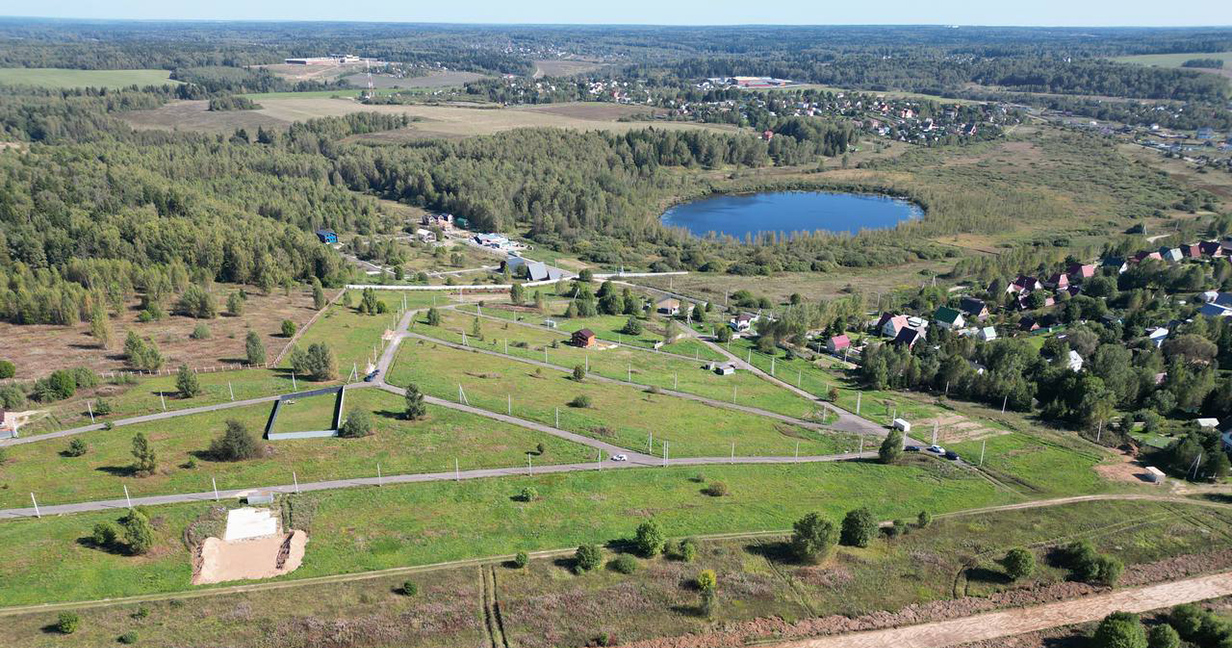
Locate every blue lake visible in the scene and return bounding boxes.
[661,191,922,239]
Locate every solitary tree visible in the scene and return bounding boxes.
[122,510,154,555]
[1146,624,1180,648]
[339,410,373,438]
[227,291,244,316]
[209,420,261,461]
[697,569,718,618]
[1004,547,1036,581]
[311,278,326,309]
[245,331,266,366]
[281,319,298,337]
[878,428,904,464]
[130,432,157,476]
[90,309,112,349]
[791,512,838,563]
[622,316,643,336]
[575,544,602,573]
[404,383,427,420]
[840,507,877,548]
[573,364,586,382]
[426,307,441,326]
[634,519,667,557]
[716,326,732,343]
[510,282,526,306]
[176,365,201,398]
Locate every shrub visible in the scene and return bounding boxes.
[569,394,592,408]
[72,367,98,389]
[622,317,643,335]
[513,551,529,569]
[119,631,138,644]
[1168,604,1205,638]
[290,342,337,381]
[518,486,539,502]
[1004,547,1036,580]
[426,307,441,326]
[177,284,217,319]
[703,481,729,497]
[634,519,667,557]
[130,432,157,476]
[791,512,838,564]
[680,538,699,563]
[281,320,298,337]
[1092,611,1146,648]
[610,554,639,574]
[401,581,418,596]
[1147,624,1180,648]
[94,398,113,415]
[56,611,80,634]
[572,364,586,381]
[92,521,119,547]
[826,386,839,402]
[0,359,14,378]
[132,606,150,620]
[339,410,374,438]
[190,323,211,340]
[840,507,878,548]
[575,544,602,573]
[0,384,26,409]
[65,438,89,457]
[245,331,266,365]
[917,511,932,528]
[209,420,261,461]
[887,519,909,538]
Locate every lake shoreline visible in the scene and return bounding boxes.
[661,189,924,241]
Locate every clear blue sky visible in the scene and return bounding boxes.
[4,0,1230,26]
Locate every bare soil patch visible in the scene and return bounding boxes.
[123,100,287,134]
[519,102,660,121]
[193,530,308,585]
[0,286,320,379]
[533,59,604,78]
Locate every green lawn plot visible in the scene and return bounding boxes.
[288,290,445,373]
[0,68,179,89]
[947,432,1107,498]
[0,389,595,508]
[389,341,860,458]
[3,565,486,648]
[458,303,726,361]
[0,460,1010,605]
[17,368,298,438]
[418,309,822,420]
[499,499,1232,645]
[1111,52,1232,69]
[726,336,941,426]
[237,88,402,101]
[268,391,339,436]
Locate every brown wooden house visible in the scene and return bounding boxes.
[572,328,597,348]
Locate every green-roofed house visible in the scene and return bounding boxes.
[934,306,965,331]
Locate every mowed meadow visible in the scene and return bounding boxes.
[0,68,179,88]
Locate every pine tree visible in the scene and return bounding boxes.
[131,432,157,476]
[175,365,201,398]
[245,331,266,365]
[404,383,427,420]
[312,278,326,309]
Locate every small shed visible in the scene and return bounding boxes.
[572,328,597,348]
[1144,466,1166,484]
[892,418,912,433]
[543,319,558,329]
[826,335,851,354]
[314,229,338,244]
[706,361,736,376]
[246,491,276,506]
[656,298,680,315]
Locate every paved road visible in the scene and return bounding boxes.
[773,571,1232,648]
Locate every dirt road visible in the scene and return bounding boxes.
[773,572,1232,648]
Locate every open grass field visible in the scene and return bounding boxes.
[123,98,741,138]
[0,459,1010,605]
[284,289,441,374]
[0,68,178,89]
[15,368,298,437]
[388,339,857,457]
[1111,52,1232,70]
[533,59,606,77]
[5,499,1226,647]
[0,388,596,508]
[268,392,337,435]
[421,308,820,420]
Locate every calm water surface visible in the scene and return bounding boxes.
[661,191,921,239]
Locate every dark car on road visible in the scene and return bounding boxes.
[943,450,959,461]
[905,445,920,452]
[363,370,380,383]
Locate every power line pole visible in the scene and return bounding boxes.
[124,484,132,509]
[29,493,39,518]
[979,439,987,467]
[212,477,219,501]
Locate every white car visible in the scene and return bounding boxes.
[927,445,945,454]
[611,454,628,462]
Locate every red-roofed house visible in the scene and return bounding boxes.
[877,313,910,338]
[1044,273,1070,290]
[826,335,851,354]
[1066,264,1096,281]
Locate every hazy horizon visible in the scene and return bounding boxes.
[2,0,1229,28]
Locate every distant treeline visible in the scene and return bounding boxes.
[207,94,261,111]
[1181,58,1225,69]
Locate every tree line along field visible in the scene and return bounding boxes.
[0,460,1011,606]
[0,388,596,508]
[0,68,179,89]
[2,498,1229,646]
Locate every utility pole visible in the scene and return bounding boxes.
[730,442,735,464]
[856,392,861,415]
[229,381,235,401]
[507,394,511,415]
[555,407,559,428]
[160,392,166,412]
[455,458,460,482]
[293,471,300,494]
[979,439,987,467]
[212,477,219,501]
[377,463,383,487]
[795,441,800,459]
[528,454,533,475]
[87,400,94,424]
[30,493,39,518]
[932,421,938,446]
[663,441,669,467]
[292,373,298,391]
[124,484,132,509]
[1001,394,1008,414]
